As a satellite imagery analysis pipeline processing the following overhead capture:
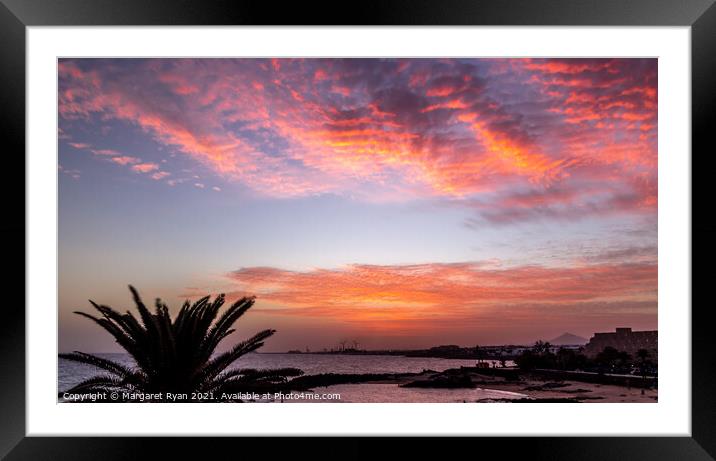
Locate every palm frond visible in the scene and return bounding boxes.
[129,285,159,336]
[193,328,275,387]
[64,287,301,401]
[62,374,127,394]
[72,311,145,365]
[216,367,304,383]
[203,297,256,357]
[59,351,137,378]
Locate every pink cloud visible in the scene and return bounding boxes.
[150,171,171,180]
[110,156,139,166]
[131,162,159,173]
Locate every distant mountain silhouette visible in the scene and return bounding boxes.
[548,333,588,345]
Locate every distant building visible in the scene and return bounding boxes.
[583,328,657,362]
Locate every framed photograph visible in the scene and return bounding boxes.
[4,0,714,457]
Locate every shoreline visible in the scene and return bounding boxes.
[293,367,658,403]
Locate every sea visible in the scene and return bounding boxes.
[59,353,522,403]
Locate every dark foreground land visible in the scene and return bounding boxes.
[288,366,658,403]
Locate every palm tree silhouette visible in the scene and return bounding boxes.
[59,286,302,401]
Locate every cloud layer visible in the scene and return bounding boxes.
[226,259,656,334]
[59,58,657,224]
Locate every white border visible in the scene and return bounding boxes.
[27,27,691,436]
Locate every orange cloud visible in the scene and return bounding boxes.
[226,261,657,332]
[420,99,468,112]
[426,86,457,97]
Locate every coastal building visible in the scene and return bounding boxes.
[583,328,657,362]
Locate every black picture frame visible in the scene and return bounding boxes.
[2,0,713,458]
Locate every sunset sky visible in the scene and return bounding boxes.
[58,58,657,352]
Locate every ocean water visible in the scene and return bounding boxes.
[59,353,520,403]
